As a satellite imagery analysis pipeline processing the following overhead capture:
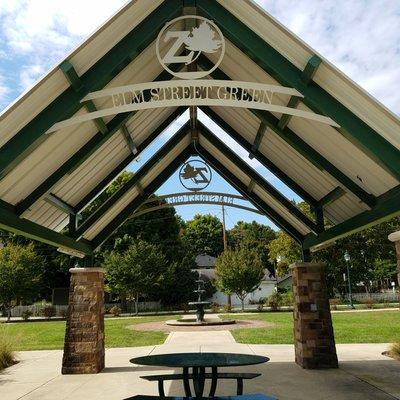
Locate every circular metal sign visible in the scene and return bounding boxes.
[156,15,225,80]
[179,160,212,192]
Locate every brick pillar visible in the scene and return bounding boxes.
[388,232,400,304]
[62,267,105,374]
[291,262,338,369]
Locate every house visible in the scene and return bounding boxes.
[193,254,277,306]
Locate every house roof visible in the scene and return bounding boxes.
[195,254,217,268]
[0,0,399,258]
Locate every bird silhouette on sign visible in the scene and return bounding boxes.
[183,21,222,65]
[180,164,209,184]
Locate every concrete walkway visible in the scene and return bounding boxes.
[1,330,399,400]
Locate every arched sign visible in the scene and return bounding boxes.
[46,16,340,134]
[129,192,264,219]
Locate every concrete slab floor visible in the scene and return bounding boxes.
[1,339,399,400]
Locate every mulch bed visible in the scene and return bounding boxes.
[128,319,273,332]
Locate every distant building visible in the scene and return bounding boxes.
[195,254,216,269]
[194,254,277,306]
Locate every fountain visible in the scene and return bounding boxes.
[188,275,211,323]
[166,272,235,326]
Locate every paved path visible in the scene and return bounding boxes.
[1,329,399,400]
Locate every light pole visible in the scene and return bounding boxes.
[344,251,355,309]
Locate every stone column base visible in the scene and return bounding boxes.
[62,267,105,374]
[291,262,338,369]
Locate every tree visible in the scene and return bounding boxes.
[181,214,224,257]
[268,231,301,277]
[158,255,198,307]
[229,220,276,276]
[214,249,264,311]
[103,240,167,315]
[0,243,44,321]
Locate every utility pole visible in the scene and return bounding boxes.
[222,204,228,251]
[221,204,231,307]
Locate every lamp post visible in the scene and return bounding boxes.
[344,251,355,309]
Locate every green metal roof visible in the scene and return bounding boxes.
[0,0,399,258]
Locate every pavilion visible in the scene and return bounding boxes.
[0,0,399,375]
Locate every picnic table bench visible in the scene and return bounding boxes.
[141,372,261,396]
[130,352,269,398]
[124,393,277,400]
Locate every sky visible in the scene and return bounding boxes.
[0,0,399,229]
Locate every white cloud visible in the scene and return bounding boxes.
[255,0,400,114]
[0,74,10,102]
[0,0,398,114]
[0,0,126,91]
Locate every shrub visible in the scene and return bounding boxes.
[210,302,220,313]
[362,298,375,309]
[0,326,16,370]
[109,306,122,317]
[281,291,294,307]
[42,306,56,320]
[257,303,264,312]
[222,304,232,313]
[329,298,341,310]
[266,292,283,311]
[59,309,68,319]
[389,342,400,360]
[21,310,33,321]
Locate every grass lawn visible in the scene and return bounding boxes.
[223,310,400,344]
[2,315,180,351]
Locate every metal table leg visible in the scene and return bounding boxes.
[157,380,165,397]
[183,367,192,397]
[209,366,218,396]
[192,366,206,398]
[236,378,243,395]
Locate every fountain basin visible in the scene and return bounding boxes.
[165,317,235,326]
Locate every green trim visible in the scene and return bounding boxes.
[197,57,376,208]
[199,122,319,233]
[319,186,346,208]
[83,101,108,134]
[303,184,400,250]
[302,55,322,84]
[200,106,319,208]
[74,123,190,239]
[197,145,304,243]
[60,61,83,91]
[249,122,266,159]
[16,70,180,216]
[44,193,76,215]
[74,107,186,213]
[280,53,320,131]
[198,0,400,181]
[301,247,311,262]
[121,124,137,154]
[277,96,301,130]
[0,199,15,213]
[0,205,92,255]
[315,205,324,232]
[60,61,108,134]
[0,1,181,180]
[92,148,192,248]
